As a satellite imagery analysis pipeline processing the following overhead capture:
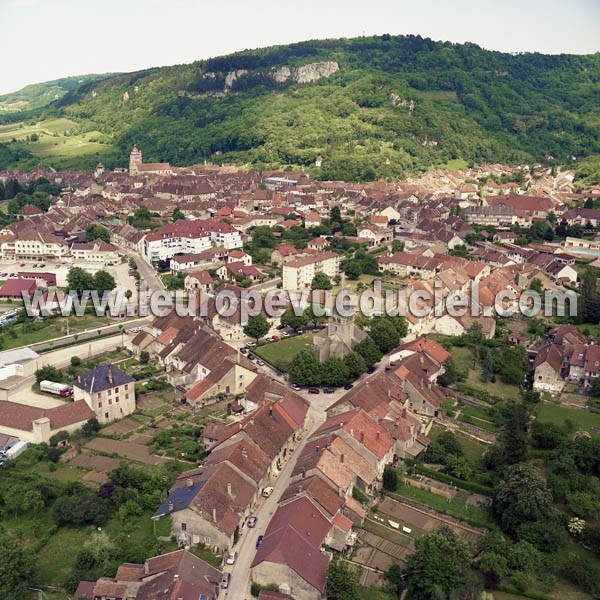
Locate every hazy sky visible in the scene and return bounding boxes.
[1,0,598,95]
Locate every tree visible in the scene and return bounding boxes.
[93,270,116,296]
[369,317,400,353]
[354,336,382,367]
[383,466,398,491]
[343,351,366,379]
[330,205,342,223]
[342,260,362,279]
[289,349,322,386]
[85,224,111,243]
[488,401,530,469]
[404,525,472,600]
[322,357,350,387]
[172,207,186,221]
[305,305,328,327]
[35,364,65,384]
[251,226,277,249]
[53,491,108,526]
[125,289,133,301]
[493,463,553,534]
[280,307,308,331]
[139,351,150,364]
[438,357,457,386]
[326,558,359,600]
[0,533,35,600]
[67,266,94,295]
[243,315,270,341]
[531,420,568,449]
[82,417,100,437]
[392,239,405,252]
[311,271,332,290]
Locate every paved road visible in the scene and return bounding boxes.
[120,249,165,294]
[223,392,333,599]
[8,334,126,409]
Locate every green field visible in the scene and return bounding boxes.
[428,425,488,462]
[536,405,600,434]
[0,118,111,166]
[393,484,493,528]
[253,332,315,371]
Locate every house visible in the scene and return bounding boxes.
[533,344,565,394]
[304,212,321,228]
[72,364,136,424]
[184,270,213,293]
[70,240,119,266]
[377,252,438,278]
[434,313,496,339]
[271,244,298,266]
[73,549,221,600]
[251,496,330,600]
[0,400,95,444]
[0,278,36,300]
[282,251,340,291]
[217,261,261,282]
[493,231,518,243]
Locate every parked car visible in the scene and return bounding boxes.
[226,551,237,565]
[256,359,265,366]
[282,331,290,336]
[220,573,231,589]
[343,383,354,390]
[256,535,264,550]
[291,383,301,391]
[270,335,280,341]
[247,353,255,360]
[276,324,285,330]
[308,388,320,394]
[39,264,46,268]
[246,340,256,346]
[367,366,377,374]
[19,263,25,267]
[240,347,249,354]
[262,486,274,497]
[323,388,335,394]
[128,327,141,333]
[247,516,257,528]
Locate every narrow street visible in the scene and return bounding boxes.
[222,395,331,599]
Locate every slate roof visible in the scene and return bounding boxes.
[153,481,206,518]
[74,364,134,394]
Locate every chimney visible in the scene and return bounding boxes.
[376,431,380,440]
[174,574,179,581]
[340,454,344,464]
[269,406,273,417]
[186,478,193,488]
[168,501,174,512]
[241,447,248,458]
[360,431,365,444]
[402,407,407,418]
[419,355,424,364]
[227,482,232,496]
[316,445,320,452]
[299,485,303,492]
[213,507,217,522]
[107,368,113,386]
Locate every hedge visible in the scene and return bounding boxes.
[413,464,494,496]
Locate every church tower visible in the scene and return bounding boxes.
[129,145,142,176]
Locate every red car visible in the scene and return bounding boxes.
[308,388,320,394]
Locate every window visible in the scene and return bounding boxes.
[115,397,119,403]
[125,394,129,399]
[108,398,112,405]
[108,389,112,395]
[125,384,129,390]
[181,522,187,531]
[98,402,102,408]
[105,412,109,419]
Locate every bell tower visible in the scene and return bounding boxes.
[129,145,142,175]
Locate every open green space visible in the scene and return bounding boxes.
[536,404,600,435]
[253,332,315,371]
[393,484,493,528]
[427,425,488,462]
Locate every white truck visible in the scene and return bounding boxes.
[6,441,28,460]
[40,380,72,397]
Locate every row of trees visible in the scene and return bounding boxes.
[287,314,407,386]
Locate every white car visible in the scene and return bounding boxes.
[128,327,141,333]
[262,486,274,498]
[226,551,237,565]
[257,359,265,366]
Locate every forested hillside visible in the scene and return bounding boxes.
[1,35,599,179]
[0,74,115,113]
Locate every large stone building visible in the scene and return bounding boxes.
[129,144,173,176]
[72,364,136,424]
[312,311,367,361]
[281,251,340,291]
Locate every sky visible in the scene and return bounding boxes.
[1,0,598,95]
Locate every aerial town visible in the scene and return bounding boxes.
[0,139,599,600]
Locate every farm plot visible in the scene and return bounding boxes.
[84,437,166,465]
